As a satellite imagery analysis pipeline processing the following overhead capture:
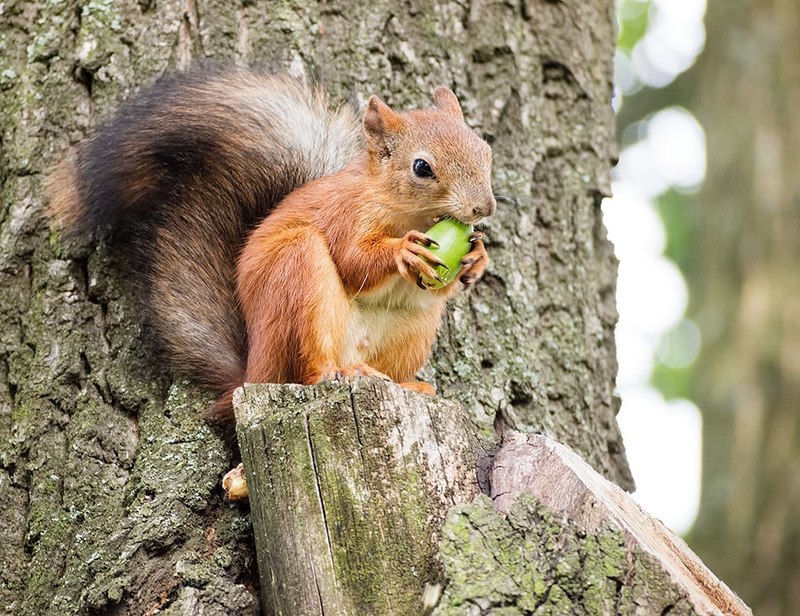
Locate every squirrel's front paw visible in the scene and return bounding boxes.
[395,230,449,289]
[459,232,489,287]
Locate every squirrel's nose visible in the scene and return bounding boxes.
[473,194,496,219]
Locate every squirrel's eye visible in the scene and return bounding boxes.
[413,159,436,179]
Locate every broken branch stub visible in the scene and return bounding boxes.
[233,380,481,615]
[488,432,752,616]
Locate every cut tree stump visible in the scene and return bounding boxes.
[233,380,481,615]
[235,383,752,616]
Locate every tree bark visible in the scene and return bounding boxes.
[438,433,750,615]
[0,0,628,614]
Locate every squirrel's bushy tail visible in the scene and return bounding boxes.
[47,68,363,412]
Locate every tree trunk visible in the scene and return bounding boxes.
[681,2,800,615]
[0,0,629,614]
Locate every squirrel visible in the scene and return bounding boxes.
[47,67,495,418]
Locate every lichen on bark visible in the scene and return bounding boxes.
[435,494,697,616]
[1,0,627,613]
[235,380,482,614]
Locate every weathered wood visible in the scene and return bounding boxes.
[233,380,481,615]
[236,386,753,615]
[452,432,750,616]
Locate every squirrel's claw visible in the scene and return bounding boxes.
[397,230,448,286]
[459,238,489,287]
[406,242,447,269]
[460,273,478,286]
[340,363,393,381]
[406,230,439,248]
[428,255,448,270]
[317,361,345,382]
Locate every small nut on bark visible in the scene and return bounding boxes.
[223,463,248,501]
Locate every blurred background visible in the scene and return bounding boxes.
[604,0,800,614]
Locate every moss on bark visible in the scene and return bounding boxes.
[235,381,480,615]
[436,494,698,615]
[0,0,626,613]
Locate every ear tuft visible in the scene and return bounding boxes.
[364,95,403,158]
[433,86,464,121]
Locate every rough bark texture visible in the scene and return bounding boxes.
[235,381,482,615]
[437,492,737,616]
[465,433,750,616]
[680,2,800,615]
[1,0,626,614]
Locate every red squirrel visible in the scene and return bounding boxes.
[47,67,495,417]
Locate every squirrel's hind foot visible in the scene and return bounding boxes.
[316,361,392,383]
[398,381,436,396]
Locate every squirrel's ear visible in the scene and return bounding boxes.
[433,86,464,121]
[364,95,403,158]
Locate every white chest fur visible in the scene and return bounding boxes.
[343,276,444,365]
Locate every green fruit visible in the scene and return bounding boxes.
[418,218,473,289]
